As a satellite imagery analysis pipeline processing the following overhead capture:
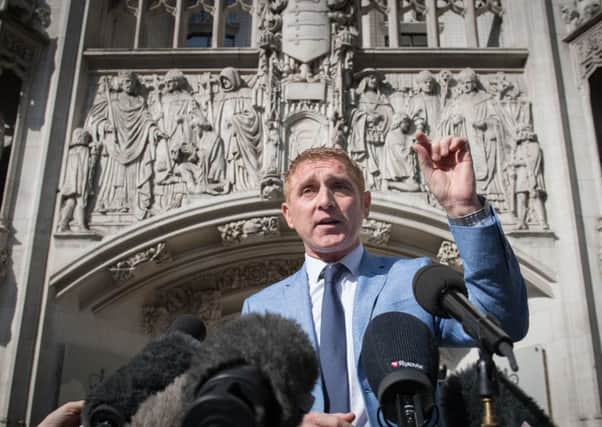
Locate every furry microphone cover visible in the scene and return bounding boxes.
[440,363,556,427]
[83,331,202,426]
[182,313,319,427]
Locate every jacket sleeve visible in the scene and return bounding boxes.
[437,212,529,346]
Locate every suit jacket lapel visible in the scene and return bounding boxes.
[281,264,324,411]
[281,265,318,348]
[352,251,388,367]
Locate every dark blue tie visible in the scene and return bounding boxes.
[319,263,350,413]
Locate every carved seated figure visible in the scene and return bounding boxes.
[384,113,420,192]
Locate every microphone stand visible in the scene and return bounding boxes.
[477,349,499,427]
[393,394,423,427]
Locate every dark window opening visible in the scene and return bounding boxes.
[0,70,21,209]
[400,22,428,47]
[186,33,212,47]
[589,68,602,169]
[186,11,213,48]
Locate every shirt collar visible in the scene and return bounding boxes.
[305,244,364,284]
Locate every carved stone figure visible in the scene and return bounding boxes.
[562,0,601,30]
[213,67,262,192]
[153,69,205,210]
[190,116,226,193]
[509,126,549,230]
[349,70,393,190]
[57,128,96,232]
[408,70,442,136]
[85,72,165,219]
[262,121,281,176]
[439,69,507,206]
[384,113,420,192]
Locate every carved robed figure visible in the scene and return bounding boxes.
[85,72,164,219]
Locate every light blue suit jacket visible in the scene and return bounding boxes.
[242,218,529,426]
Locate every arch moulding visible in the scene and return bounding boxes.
[49,194,555,332]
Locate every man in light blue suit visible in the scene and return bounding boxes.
[242,132,528,427]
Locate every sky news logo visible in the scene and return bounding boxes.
[390,360,424,370]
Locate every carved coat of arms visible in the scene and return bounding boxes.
[282,0,330,63]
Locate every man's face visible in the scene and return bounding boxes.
[282,158,371,262]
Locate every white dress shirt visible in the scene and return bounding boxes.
[305,244,368,427]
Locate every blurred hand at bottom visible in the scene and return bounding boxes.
[37,400,84,427]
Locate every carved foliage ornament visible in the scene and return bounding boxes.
[436,0,503,17]
[561,0,601,32]
[573,19,602,80]
[141,258,303,334]
[109,242,172,283]
[2,0,51,31]
[361,218,392,246]
[437,240,463,268]
[218,216,281,245]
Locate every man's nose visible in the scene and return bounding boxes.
[317,186,335,209]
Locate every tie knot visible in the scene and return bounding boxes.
[321,263,346,286]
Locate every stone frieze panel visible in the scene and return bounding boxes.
[56,67,551,237]
[55,4,551,238]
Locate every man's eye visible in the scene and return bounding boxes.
[333,182,351,191]
[301,187,316,195]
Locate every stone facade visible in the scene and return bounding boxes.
[0,1,601,426]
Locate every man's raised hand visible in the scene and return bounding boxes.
[413,131,482,217]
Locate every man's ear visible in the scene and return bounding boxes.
[281,202,295,229]
[362,191,371,218]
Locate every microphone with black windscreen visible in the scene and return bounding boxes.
[412,263,518,370]
[360,312,439,427]
[82,314,206,427]
[179,312,319,427]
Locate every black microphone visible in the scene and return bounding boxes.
[180,313,318,427]
[360,312,439,427]
[440,363,556,427]
[82,314,206,427]
[412,264,518,370]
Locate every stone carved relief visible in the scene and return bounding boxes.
[361,218,392,245]
[384,113,420,192]
[437,0,503,17]
[109,242,172,283]
[561,0,601,32]
[507,126,549,230]
[57,128,98,233]
[58,1,552,237]
[437,240,463,268]
[218,216,280,245]
[572,19,602,81]
[1,0,51,31]
[349,70,394,190]
[141,258,303,334]
[85,72,165,220]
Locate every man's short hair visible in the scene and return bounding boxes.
[284,147,366,199]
